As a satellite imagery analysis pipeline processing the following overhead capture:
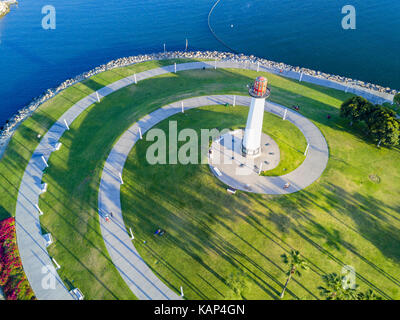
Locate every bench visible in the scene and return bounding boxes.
[70,288,84,300]
[213,167,222,177]
[43,233,53,247]
[227,188,236,194]
[40,183,48,194]
[54,142,62,151]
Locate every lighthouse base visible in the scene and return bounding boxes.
[241,144,261,158]
[208,129,280,193]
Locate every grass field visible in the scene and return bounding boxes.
[121,99,400,299]
[1,59,399,300]
[260,111,307,176]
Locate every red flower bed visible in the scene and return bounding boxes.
[0,217,35,300]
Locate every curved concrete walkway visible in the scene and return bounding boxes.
[15,60,329,300]
[98,94,328,300]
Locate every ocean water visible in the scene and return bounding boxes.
[0,0,399,126]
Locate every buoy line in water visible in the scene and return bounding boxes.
[208,0,238,54]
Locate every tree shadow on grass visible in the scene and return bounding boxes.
[120,102,400,300]
[119,112,321,299]
[123,159,320,299]
[247,181,400,299]
[37,175,133,300]
[126,187,285,300]
[79,78,105,93]
[0,205,11,221]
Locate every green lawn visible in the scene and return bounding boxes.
[120,99,400,299]
[1,59,399,300]
[260,111,306,176]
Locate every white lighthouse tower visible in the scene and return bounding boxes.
[242,76,271,157]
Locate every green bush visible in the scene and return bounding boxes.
[340,96,373,125]
[340,96,400,147]
[394,93,400,105]
[367,107,400,147]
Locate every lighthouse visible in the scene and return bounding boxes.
[242,76,271,157]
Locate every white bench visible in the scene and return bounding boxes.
[213,167,222,177]
[40,183,48,194]
[227,188,236,194]
[52,257,61,270]
[54,142,62,151]
[70,288,84,300]
[35,204,43,216]
[43,233,53,247]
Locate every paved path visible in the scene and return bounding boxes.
[98,95,328,300]
[272,68,392,105]
[15,60,332,300]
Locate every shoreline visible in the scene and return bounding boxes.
[0,2,10,17]
[0,1,17,18]
[0,50,398,159]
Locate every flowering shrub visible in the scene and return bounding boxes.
[0,217,36,300]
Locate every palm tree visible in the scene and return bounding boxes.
[319,273,358,300]
[280,250,308,299]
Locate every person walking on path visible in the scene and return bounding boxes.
[283,182,290,189]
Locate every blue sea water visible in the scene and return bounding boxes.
[0,0,399,126]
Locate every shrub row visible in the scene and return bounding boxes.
[340,96,400,147]
[0,217,36,300]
